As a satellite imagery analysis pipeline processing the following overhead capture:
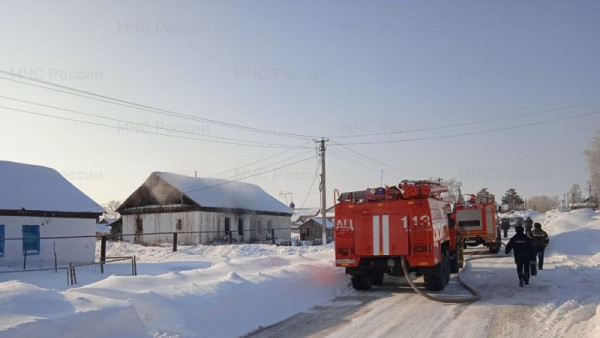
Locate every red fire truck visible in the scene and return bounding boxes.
[454,191,501,254]
[334,180,460,291]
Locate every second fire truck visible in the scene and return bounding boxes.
[453,191,501,254]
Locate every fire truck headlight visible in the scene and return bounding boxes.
[387,259,395,267]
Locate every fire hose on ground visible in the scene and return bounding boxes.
[400,246,509,304]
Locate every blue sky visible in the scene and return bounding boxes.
[1,1,599,208]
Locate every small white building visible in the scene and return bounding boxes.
[0,161,104,268]
[117,172,293,245]
[291,207,321,225]
[297,217,333,243]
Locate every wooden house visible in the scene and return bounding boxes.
[116,172,293,245]
[297,217,333,243]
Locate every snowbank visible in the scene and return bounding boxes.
[2,209,600,337]
[1,243,348,337]
[0,281,149,338]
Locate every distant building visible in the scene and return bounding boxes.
[117,172,293,245]
[569,197,598,211]
[0,161,104,267]
[291,207,321,225]
[297,217,333,243]
[291,206,335,241]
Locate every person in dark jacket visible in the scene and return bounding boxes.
[505,225,535,287]
[531,222,550,270]
[524,217,534,237]
[500,218,511,238]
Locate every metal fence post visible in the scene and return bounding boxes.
[100,235,107,274]
[69,263,77,285]
[271,229,275,245]
[173,232,178,252]
[54,241,58,273]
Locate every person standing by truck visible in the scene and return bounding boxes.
[531,222,550,270]
[500,218,511,238]
[505,225,535,287]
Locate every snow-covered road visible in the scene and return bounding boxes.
[248,246,600,338]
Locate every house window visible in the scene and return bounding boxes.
[267,220,273,233]
[238,218,244,236]
[256,219,262,235]
[0,225,4,257]
[224,217,230,234]
[22,225,40,255]
[176,219,183,231]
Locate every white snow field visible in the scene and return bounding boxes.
[1,209,600,337]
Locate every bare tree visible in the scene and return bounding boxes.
[569,183,583,203]
[439,178,461,203]
[584,127,600,196]
[528,195,559,213]
[102,200,121,221]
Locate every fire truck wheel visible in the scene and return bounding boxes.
[443,249,451,284]
[424,271,444,291]
[488,243,501,254]
[372,271,384,286]
[424,266,445,290]
[450,251,460,273]
[351,274,373,290]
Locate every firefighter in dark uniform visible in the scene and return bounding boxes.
[531,222,550,270]
[524,217,534,237]
[500,218,511,238]
[505,225,535,287]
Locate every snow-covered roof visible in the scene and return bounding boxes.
[0,160,104,214]
[96,224,111,234]
[154,172,292,215]
[307,217,334,229]
[291,207,320,222]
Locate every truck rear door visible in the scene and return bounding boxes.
[354,212,409,256]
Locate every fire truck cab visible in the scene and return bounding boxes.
[334,180,459,291]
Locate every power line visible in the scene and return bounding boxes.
[0,70,318,140]
[297,161,321,210]
[332,110,600,145]
[328,148,399,177]
[0,104,307,149]
[0,95,310,148]
[181,156,316,194]
[208,141,314,178]
[329,99,600,138]
[329,140,424,177]
[220,150,316,181]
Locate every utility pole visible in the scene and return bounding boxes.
[318,138,329,245]
[279,191,293,206]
